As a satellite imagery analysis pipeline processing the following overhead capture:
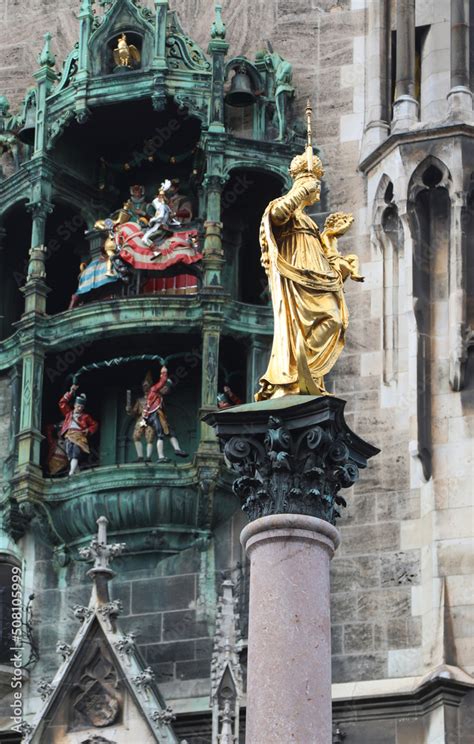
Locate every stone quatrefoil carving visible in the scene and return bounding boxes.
[224,415,360,525]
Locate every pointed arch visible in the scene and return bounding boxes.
[371,173,403,385]
[408,155,452,201]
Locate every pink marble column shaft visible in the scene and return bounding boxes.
[241,514,340,744]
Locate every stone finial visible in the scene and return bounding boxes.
[72,604,93,622]
[38,32,56,68]
[151,706,176,726]
[211,579,242,743]
[56,641,73,660]
[204,396,379,525]
[132,667,155,698]
[114,632,138,663]
[79,516,126,572]
[37,679,54,701]
[97,599,123,619]
[17,722,33,737]
[211,3,226,40]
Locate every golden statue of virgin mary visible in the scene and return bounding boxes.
[256,121,363,401]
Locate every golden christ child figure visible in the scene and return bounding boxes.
[256,104,364,401]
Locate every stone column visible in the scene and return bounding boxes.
[242,514,339,743]
[362,0,391,155]
[204,396,379,744]
[207,4,228,134]
[33,33,57,155]
[22,200,53,315]
[17,342,45,473]
[151,0,169,109]
[448,192,469,390]
[392,0,418,130]
[153,0,169,70]
[447,0,473,119]
[199,319,222,448]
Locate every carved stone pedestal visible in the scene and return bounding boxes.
[204,395,379,744]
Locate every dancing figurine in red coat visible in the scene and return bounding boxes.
[140,366,188,463]
[59,385,99,476]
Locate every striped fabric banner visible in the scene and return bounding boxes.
[76,258,120,295]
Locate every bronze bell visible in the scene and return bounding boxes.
[18,101,36,145]
[225,65,256,108]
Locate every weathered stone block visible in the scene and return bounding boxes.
[340,522,400,554]
[145,640,195,665]
[148,660,174,683]
[386,617,422,650]
[380,551,421,586]
[343,492,376,525]
[132,574,196,614]
[332,651,387,682]
[343,622,374,652]
[356,588,411,621]
[162,610,209,642]
[120,612,162,642]
[331,555,380,592]
[195,638,213,659]
[176,658,211,680]
[331,624,343,655]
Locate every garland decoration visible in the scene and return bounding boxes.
[69,352,190,384]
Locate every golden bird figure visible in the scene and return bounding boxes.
[113,33,141,69]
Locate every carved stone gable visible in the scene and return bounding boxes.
[70,642,122,730]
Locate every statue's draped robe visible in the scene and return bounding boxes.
[256,183,349,401]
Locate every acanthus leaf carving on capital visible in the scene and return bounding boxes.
[26,201,54,222]
[202,174,228,191]
[224,414,359,525]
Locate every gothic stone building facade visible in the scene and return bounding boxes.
[0,1,472,743]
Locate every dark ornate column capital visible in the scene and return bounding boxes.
[204,395,379,525]
[26,200,54,222]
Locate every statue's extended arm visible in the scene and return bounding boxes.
[270,181,317,226]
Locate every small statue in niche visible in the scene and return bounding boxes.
[58,385,99,476]
[320,212,365,283]
[140,367,188,463]
[217,386,242,409]
[123,184,151,227]
[126,372,156,463]
[113,33,141,70]
[167,179,193,224]
[142,180,181,247]
[265,42,295,142]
